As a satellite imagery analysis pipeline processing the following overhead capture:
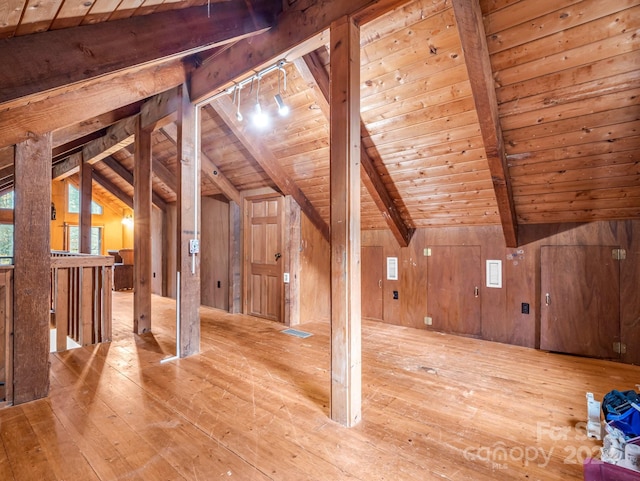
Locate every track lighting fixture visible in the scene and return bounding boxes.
[216,60,289,128]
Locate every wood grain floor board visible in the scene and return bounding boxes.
[0,291,638,480]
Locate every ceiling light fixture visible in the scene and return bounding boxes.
[212,60,289,127]
[252,76,269,129]
[274,66,289,116]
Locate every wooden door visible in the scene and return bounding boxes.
[361,246,383,320]
[427,246,481,336]
[245,197,283,322]
[540,246,620,359]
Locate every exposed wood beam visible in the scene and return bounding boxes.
[134,120,153,335]
[99,156,167,211]
[0,59,188,150]
[452,0,518,247]
[329,16,362,428]
[295,51,414,247]
[190,0,412,103]
[177,83,201,358]
[92,170,134,210]
[13,132,51,405]
[161,121,240,205]
[209,96,330,241]
[52,103,143,151]
[82,116,137,165]
[0,209,12,224]
[52,153,82,181]
[140,88,180,131]
[0,3,273,106]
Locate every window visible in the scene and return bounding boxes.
[67,225,102,255]
[68,184,103,215]
[0,191,14,209]
[0,224,13,264]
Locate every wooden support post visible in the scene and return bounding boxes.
[176,84,200,357]
[79,155,92,253]
[284,196,301,327]
[13,132,51,404]
[228,201,241,314]
[329,16,362,427]
[134,118,153,334]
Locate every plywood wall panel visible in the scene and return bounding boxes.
[299,214,330,323]
[362,220,640,362]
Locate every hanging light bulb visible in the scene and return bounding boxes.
[274,66,289,116]
[252,76,270,128]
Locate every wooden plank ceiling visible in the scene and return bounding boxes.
[0,0,638,245]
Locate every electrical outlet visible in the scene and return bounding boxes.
[393,290,399,300]
[283,272,290,284]
[424,317,432,326]
[189,239,199,255]
[521,302,530,314]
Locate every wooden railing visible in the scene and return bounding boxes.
[0,267,13,406]
[50,252,114,352]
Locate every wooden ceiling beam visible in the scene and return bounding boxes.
[190,0,412,103]
[99,156,167,211]
[295,52,414,247]
[209,97,330,241]
[0,59,188,150]
[92,170,134,210]
[52,152,82,181]
[160,122,241,205]
[83,116,137,165]
[452,0,518,247]
[0,3,273,106]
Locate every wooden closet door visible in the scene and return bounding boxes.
[427,246,482,336]
[540,246,620,359]
[245,197,283,322]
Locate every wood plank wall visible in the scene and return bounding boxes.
[361,220,640,365]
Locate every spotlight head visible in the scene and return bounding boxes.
[274,94,289,116]
[252,103,269,128]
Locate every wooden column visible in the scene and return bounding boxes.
[284,196,301,327]
[13,132,51,404]
[134,117,152,334]
[176,84,200,357]
[330,16,362,427]
[79,155,92,253]
[228,201,241,314]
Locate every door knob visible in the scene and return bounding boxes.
[274,252,282,261]
[474,286,479,297]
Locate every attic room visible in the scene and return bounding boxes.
[0,0,639,479]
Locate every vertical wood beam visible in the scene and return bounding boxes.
[228,201,242,314]
[330,16,362,427]
[177,84,201,357]
[283,196,301,327]
[13,132,51,404]
[79,155,92,254]
[133,118,153,334]
[452,0,518,247]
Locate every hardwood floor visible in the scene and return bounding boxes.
[1,291,638,480]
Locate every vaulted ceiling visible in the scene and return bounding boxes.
[0,0,638,247]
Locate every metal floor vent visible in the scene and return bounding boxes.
[281,328,313,339]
